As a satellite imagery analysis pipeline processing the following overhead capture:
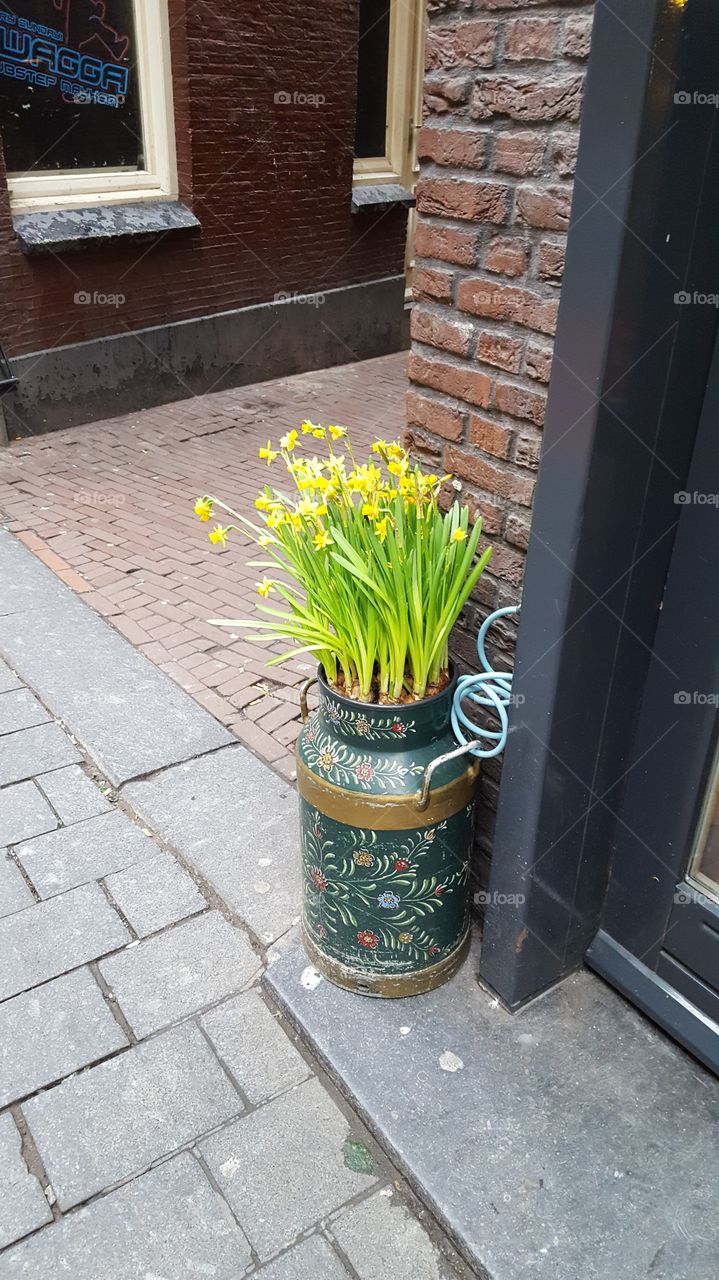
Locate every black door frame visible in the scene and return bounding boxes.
[479,0,719,1024]
[587,323,719,1073]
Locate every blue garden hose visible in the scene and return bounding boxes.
[451,605,519,759]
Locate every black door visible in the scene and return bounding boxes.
[588,332,719,1075]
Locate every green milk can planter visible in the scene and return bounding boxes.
[194,422,493,998]
[296,665,480,997]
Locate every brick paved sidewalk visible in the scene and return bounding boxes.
[0,354,407,783]
[0,659,466,1277]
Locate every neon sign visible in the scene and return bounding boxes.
[0,10,128,102]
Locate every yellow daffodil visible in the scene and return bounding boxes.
[387,458,409,477]
[194,497,213,522]
[280,430,299,452]
[313,529,332,550]
[311,427,326,439]
[209,525,229,547]
[301,419,319,434]
[255,496,270,512]
[362,501,380,519]
[259,440,278,465]
[328,425,347,440]
[371,440,388,454]
[451,528,467,544]
[267,510,286,529]
[375,516,390,543]
[257,578,273,598]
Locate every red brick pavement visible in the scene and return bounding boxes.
[0,354,407,781]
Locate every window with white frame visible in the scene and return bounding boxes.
[0,0,177,212]
[353,0,424,189]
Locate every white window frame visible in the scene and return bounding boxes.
[353,0,425,190]
[7,0,177,213]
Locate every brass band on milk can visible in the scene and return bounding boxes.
[296,665,479,997]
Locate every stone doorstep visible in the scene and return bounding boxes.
[265,935,719,1280]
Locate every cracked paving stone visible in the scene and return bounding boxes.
[104,850,206,938]
[0,968,127,1108]
[254,1236,352,1280]
[0,851,35,919]
[0,659,21,694]
[0,781,57,847]
[23,1024,243,1210]
[0,883,129,1002]
[330,1191,453,1280]
[100,911,262,1036]
[15,809,157,899]
[0,1154,253,1280]
[201,990,311,1105]
[0,688,51,736]
[0,723,81,788]
[0,1113,52,1249]
[35,765,112,825]
[201,1076,377,1260]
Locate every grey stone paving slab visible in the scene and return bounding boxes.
[330,1192,451,1280]
[201,1076,376,1260]
[100,911,262,1036]
[267,937,719,1280]
[0,658,20,694]
[0,851,34,918]
[201,990,311,1104]
[0,688,51,735]
[124,746,301,944]
[0,883,129,1001]
[0,1113,52,1248]
[36,765,111,824]
[0,529,75,619]
[24,1024,243,1209]
[16,809,156,899]
[104,850,206,937]
[256,1237,351,1280]
[0,781,57,847]
[0,1154,253,1280]
[0,723,81,787]
[0,968,127,1108]
[0,534,232,785]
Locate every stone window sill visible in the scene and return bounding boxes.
[351,184,415,215]
[13,200,200,257]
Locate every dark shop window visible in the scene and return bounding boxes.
[0,0,143,175]
[355,0,391,159]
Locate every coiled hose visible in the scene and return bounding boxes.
[451,605,519,759]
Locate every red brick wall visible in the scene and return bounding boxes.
[406,0,594,876]
[0,0,407,358]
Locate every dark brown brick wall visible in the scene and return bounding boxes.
[0,0,407,358]
[407,0,594,880]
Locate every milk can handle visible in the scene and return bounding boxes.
[299,676,319,723]
[415,740,482,812]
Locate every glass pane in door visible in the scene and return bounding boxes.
[688,739,719,902]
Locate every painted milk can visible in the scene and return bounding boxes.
[296,665,480,997]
